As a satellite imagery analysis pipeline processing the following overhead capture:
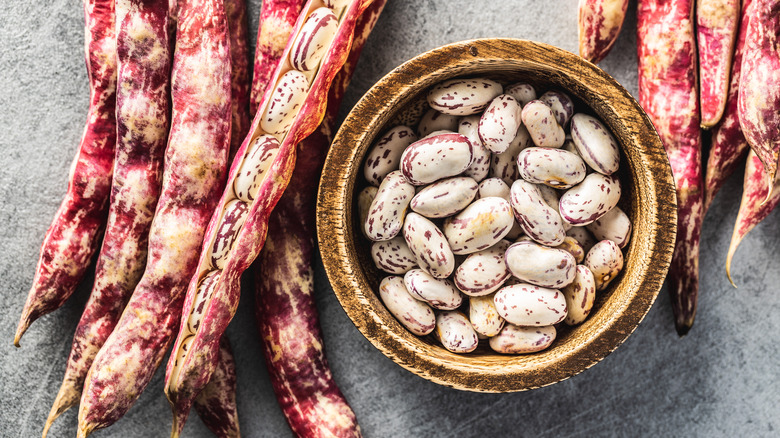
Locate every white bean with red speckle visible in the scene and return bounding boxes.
[400,133,473,186]
[566,226,597,253]
[521,100,565,148]
[427,78,503,116]
[537,185,572,231]
[358,186,378,238]
[454,239,511,296]
[556,236,586,263]
[364,170,414,241]
[478,177,511,201]
[379,276,436,336]
[469,294,505,337]
[510,180,566,246]
[562,265,596,325]
[504,240,576,288]
[490,124,531,185]
[494,283,568,326]
[209,199,250,270]
[584,240,624,291]
[417,108,459,137]
[459,115,491,181]
[403,269,463,310]
[402,212,455,278]
[489,324,556,354]
[517,147,587,189]
[289,7,339,72]
[435,311,479,353]
[504,82,537,106]
[371,235,417,275]
[410,176,478,218]
[260,70,309,135]
[364,125,417,187]
[443,197,514,255]
[539,90,575,127]
[478,94,523,153]
[586,206,632,248]
[234,135,281,202]
[559,173,621,225]
[570,113,620,175]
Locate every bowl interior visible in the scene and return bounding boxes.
[317,39,676,392]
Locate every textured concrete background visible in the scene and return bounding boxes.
[1,0,779,437]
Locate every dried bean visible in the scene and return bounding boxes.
[417,108,459,137]
[494,283,568,326]
[469,294,505,337]
[504,240,576,288]
[379,276,436,335]
[443,197,514,254]
[459,115,491,181]
[478,94,523,153]
[400,132,473,185]
[570,113,620,175]
[364,170,414,241]
[504,82,537,106]
[427,78,503,116]
[435,311,479,353]
[364,125,417,187]
[410,176,478,218]
[454,240,511,296]
[489,125,532,185]
[261,70,310,135]
[290,7,339,72]
[521,100,565,148]
[403,212,455,278]
[234,135,282,201]
[584,240,624,291]
[586,205,631,248]
[567,226,597,253]
[478,177,510,201]
[510,180,566,246]
[562,265,596,325]
[556,236,586,263]
[489,324,556,354]
[403,269,463,310]
[517,147,587,188]
[371,235,417,274]
[559,173,621,225]
[539,90,574,127]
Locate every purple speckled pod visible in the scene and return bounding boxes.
[578,0,629,64]
[193,338,240,438]
[697,0,739,128]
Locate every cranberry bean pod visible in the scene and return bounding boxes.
[42,1,171,432]
[578,0,629,64]
[539,90,574,127]
[400,133,474,185]
[443,197,514,255]
[638,0,703,335]
[226,0,250,159]
[504,82,537,106]
[556,236,586,263]
[410,176,479,218]
[380,276,436,336]
[510,180,566,246]
[435,311,479,353]
[478,177,511,201]
[490,124,531,185]
[14,0,117,345]
[697,0,739,127]
[459,115,491,181]
[704,0,752,210]
[77,0,232,434]
[371,235,417,274]
[417,108,459,137]
[290,7,339,72]
[364,170,414,241]
[505,240,576,288]
[363,125,417,186]
[562,265,596,325]
[193,337,240,438]
[403,212,455,278]
[570,113,620,175]
[586,205,631,248]
[517,147,587,188]
[494,283,568,327]
[489,324,556,354]
[454,240,512,296]
[469,294,505,337]
[521,100,565,148]
[558,173,621,225]
[584,240,624,291]
[427,78,503,116]
[478,94,523,153]
[357,185,378,237]
[403,269,463,310]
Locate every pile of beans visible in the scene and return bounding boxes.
[359,77,631,354]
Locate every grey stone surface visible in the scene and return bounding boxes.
[1,0,779,437]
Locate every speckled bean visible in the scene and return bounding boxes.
[403,212,455,278]
[403,269,463,310]
[469,294,505,337]
[521,100,565,148]
[490,125,531,185]
[417,108,459,138]
[478,94,523,153]
[586,206,631,248]
[234,135,281,202]
[517,147,587,189]
[539,90,575,127]
[289,7,338,72]
[504,83,537,106]
[365,170,415,241]
[504,240,576,288]
[559,173,621,225]
[363,125,417,187]
[454,240,511,296]
[357,186,377,238]
[509,180,566,246]
[400,133,473,185]
[584,240,624,291]
[379,276,435,336]
[435,311,478,353]
[562,265,596,325]
[427,78,503,116]
[443,197,514,255]
[459,115,491,181]
[556,236,585,263]
[209,199,249,270]
[536,185,572,231]
[494,283,568,326]
[260,70,309,135]
[566,226,597,253]
[489,324,556,354]
[478,177,511,201]
[410,176,478,218]
[371,235,417,275]
[188,271,220,334]
[570,113,620,175]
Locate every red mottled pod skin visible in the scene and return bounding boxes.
[226,0,250,158]
[726,151,780,285]
[638,0,702,336]
[738,0,780,197]
[14,0,117,346]
[77,0,232,435]
[42,1,172,435]
[194,338,240,438]
[697,0,739,128]
[251,0,306,114]
[164,1,378,435]
[704,0,753,211]
[578,0,629,63]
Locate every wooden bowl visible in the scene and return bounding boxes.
[317,39,677,392]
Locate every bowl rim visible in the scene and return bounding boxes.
[316,38,677,392]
